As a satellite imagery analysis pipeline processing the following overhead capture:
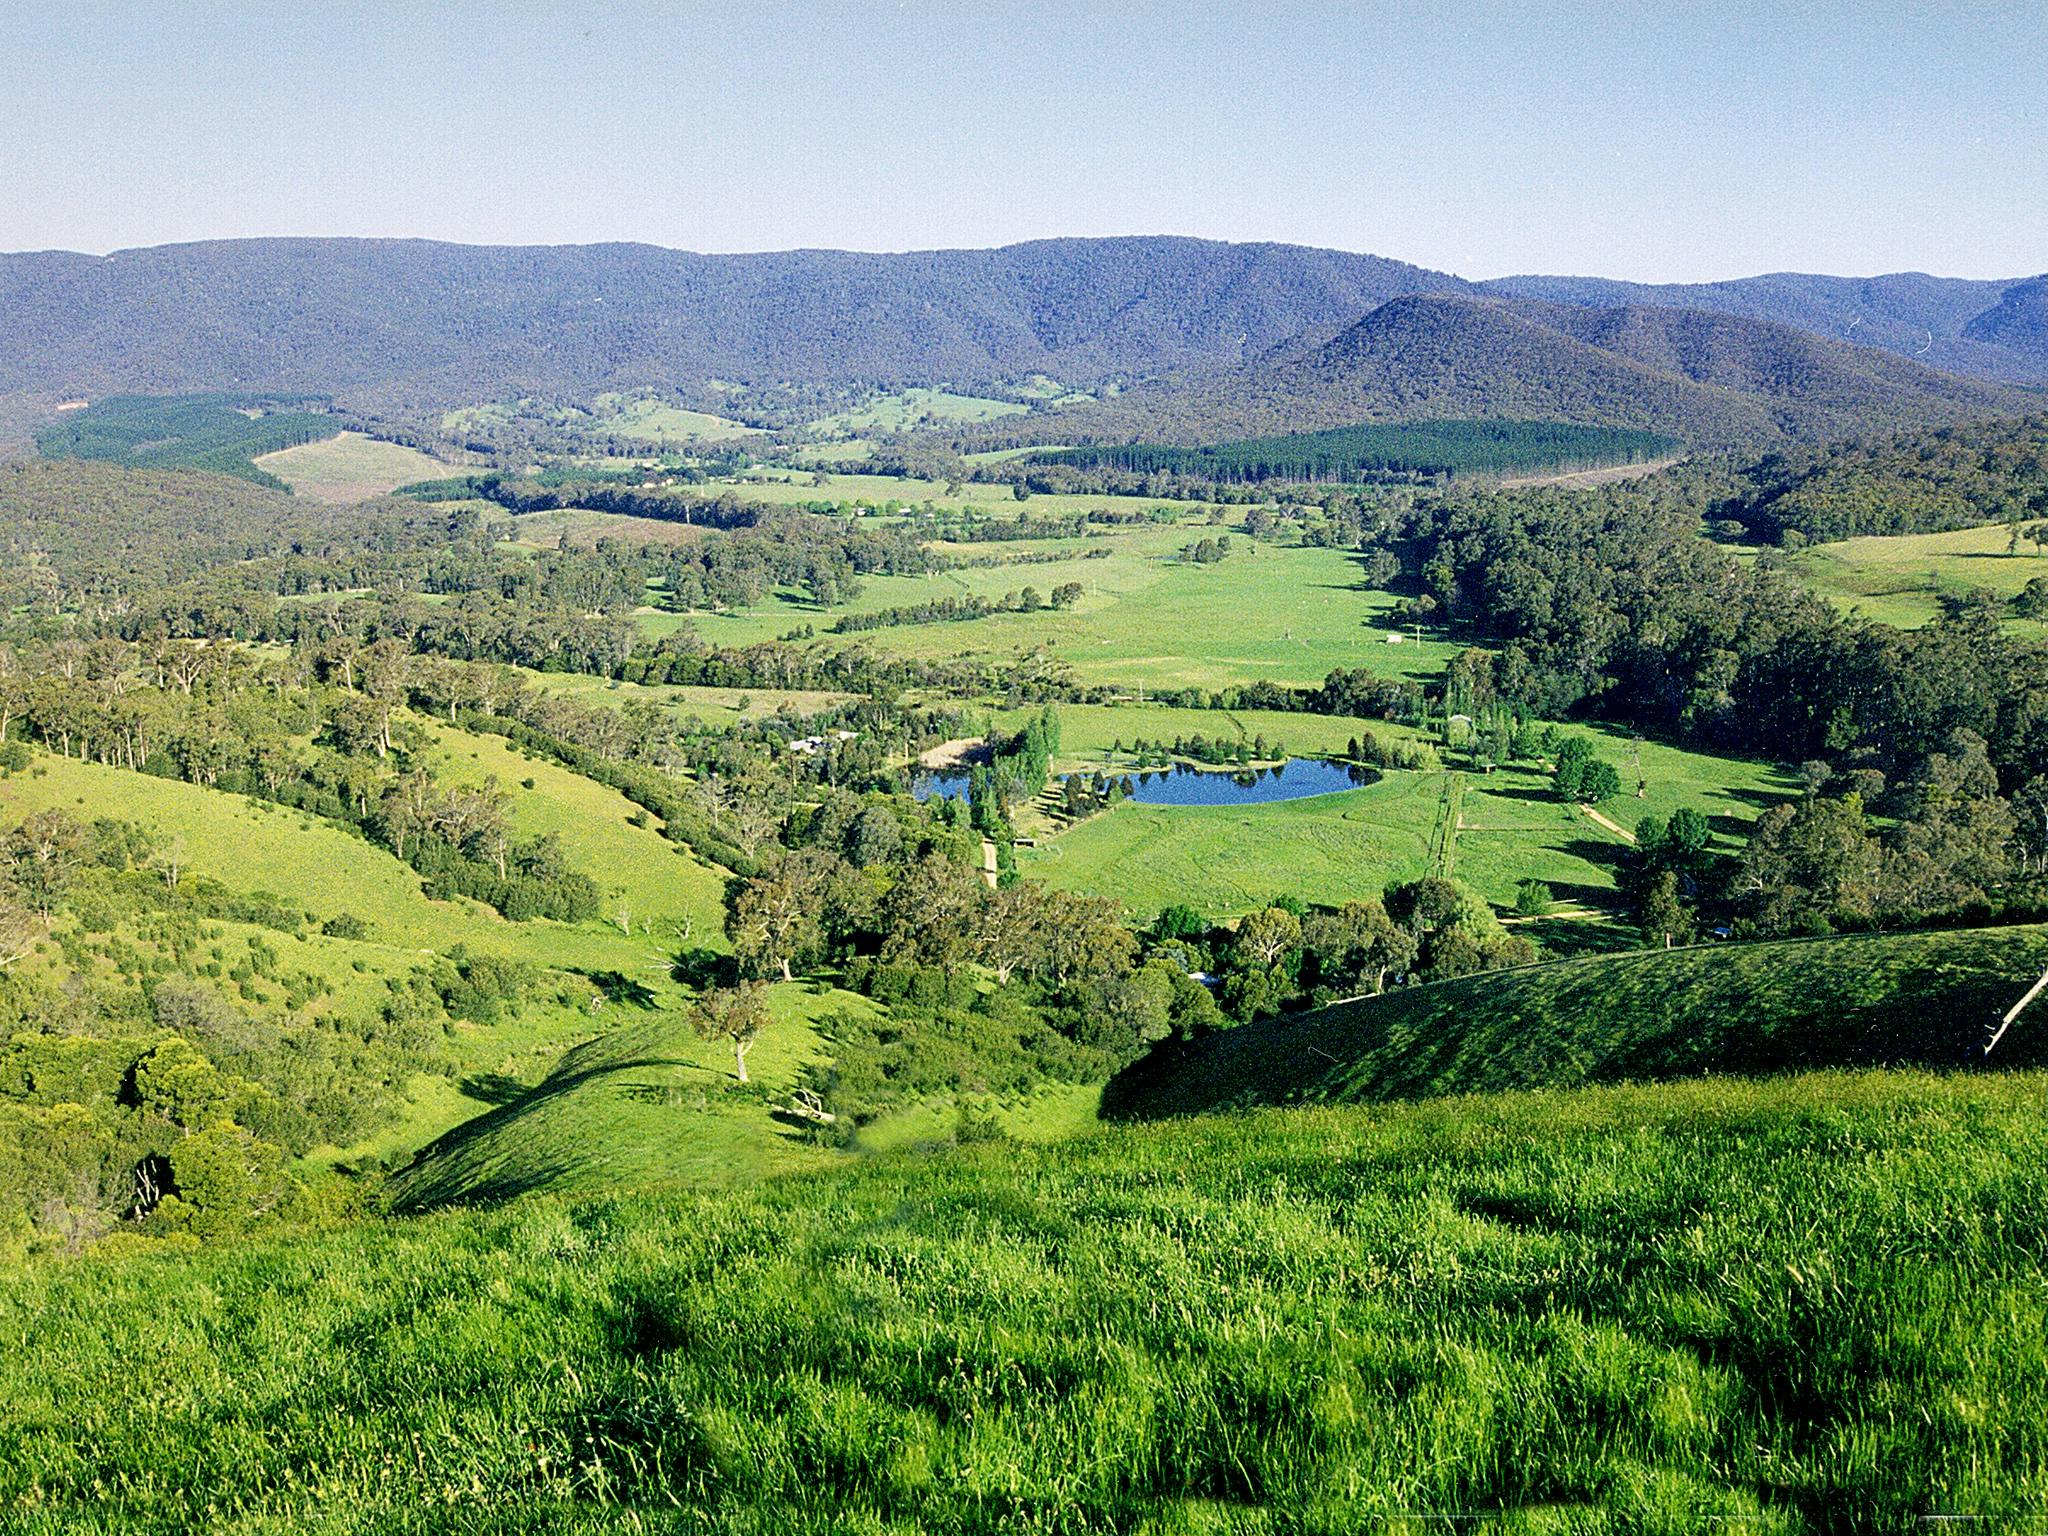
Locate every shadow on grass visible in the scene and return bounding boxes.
[577,969,661,1009]
[1522,917,1641,960]
[1101,924,2048,1123]
[668,947,736,989]
[389,1050,696,1212]
[1555,838,1630,873]
[1524,878,1616,910]
[456,1072,530,1107]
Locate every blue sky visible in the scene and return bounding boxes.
[2,0,2041,281]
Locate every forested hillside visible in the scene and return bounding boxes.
[981,294,2035,452]
[35,392,337,486]
[1037,419,1679,482]
[1485,268,2048,383]
[0,458,460,609]
[0,236,1471,408]
[1714,412,2048,543]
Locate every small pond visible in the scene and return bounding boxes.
[913,757,1375,808]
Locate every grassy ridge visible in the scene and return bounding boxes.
[5,1070,2048,1531]
[384,986,866,1209]
[1106,924,2048,1118]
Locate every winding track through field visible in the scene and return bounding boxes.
[1578,803,1638,844]
[1426,773,1465,880]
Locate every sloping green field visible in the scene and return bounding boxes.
[385,983,870,1209]
[6,1069,2048,1531]
[1779,523,2048,636]
[0,751,682,977]
[415,718,727,942]
[1106,923,2048,1118]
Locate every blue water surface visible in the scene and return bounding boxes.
[914,757,1373,807]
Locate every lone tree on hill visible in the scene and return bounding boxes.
[691,984,771,1084]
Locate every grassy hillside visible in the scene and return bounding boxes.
[1106,924,2048,1119]
[7,1069,2048,1531]
[384,985,866,1208]
[414,718,728,942]
[808,386,1030,435]
[590,394,764,443]
[0,748,708,978]
[1780,520,2048,636]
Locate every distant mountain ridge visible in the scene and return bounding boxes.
[0,236,1472,408]
[1482,269,2048,383]
[0,236,2041,450]
[986,292,2038,451]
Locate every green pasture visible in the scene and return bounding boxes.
[591,394,763,444]
[671,527,1460,691]
[1020,774,1443,920]
[499,507,713,549]
[1782,522,2048,634]
[9,1069,2048,1530]
[252,431,463,503]
[515,668,854,724]
[723,467,1212,520]
[1016,718,1797,920]
[804,387,1028,435]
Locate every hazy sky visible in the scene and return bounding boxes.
[3,0,2042,282]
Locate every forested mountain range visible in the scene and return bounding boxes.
[1482,269,2048,384]
[980,294,2038,452]
[3,237,2044,413]
[0,236,1471,410]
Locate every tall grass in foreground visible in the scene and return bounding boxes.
[3,1070,2047,1533]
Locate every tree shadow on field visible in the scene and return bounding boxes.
[1717,783,1800,812]
[456,1072,530,1106]
[1521,917,1640,959]
[1343,547,1423,598]
[577,968,659,1009]
[1533,877,1618,909]
[667,947,736,989]
[390,1050,695,1211]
